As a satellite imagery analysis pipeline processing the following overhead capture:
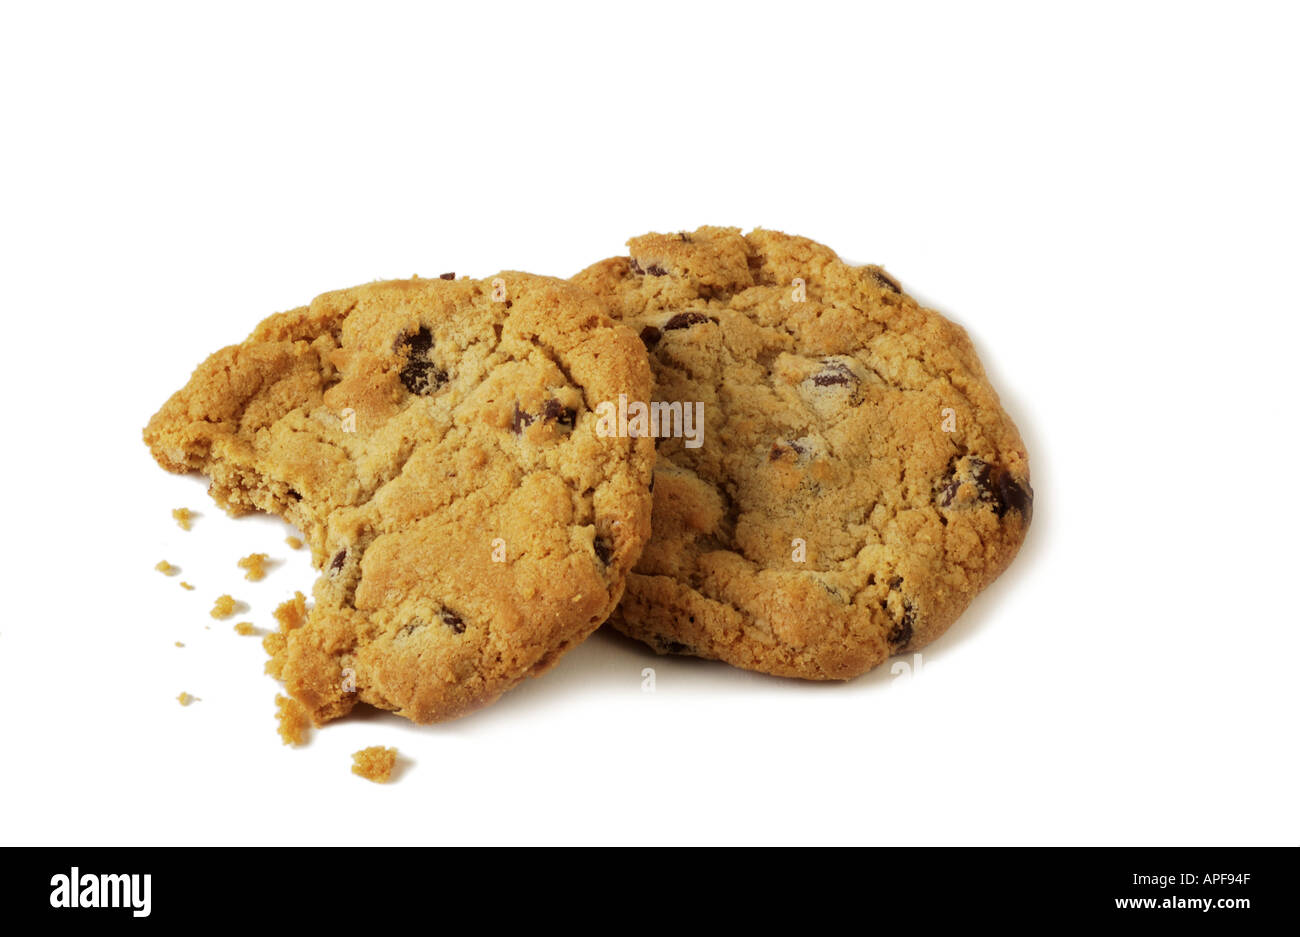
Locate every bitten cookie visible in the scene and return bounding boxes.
[144,274,654,722]
[573,227,1032,679]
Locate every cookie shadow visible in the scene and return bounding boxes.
[447,623,908,732]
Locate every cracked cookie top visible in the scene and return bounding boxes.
[144,273,654,723]
[573,227,1032,679]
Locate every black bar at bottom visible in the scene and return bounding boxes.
[6,845,1291,924]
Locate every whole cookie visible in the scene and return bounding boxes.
[573,227,1032,679]
[144,274,654,722]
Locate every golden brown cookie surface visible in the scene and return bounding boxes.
[145,274,654,722]
[574,227,1031,679]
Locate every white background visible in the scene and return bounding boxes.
[1,1,1296,846]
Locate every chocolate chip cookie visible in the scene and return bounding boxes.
[573,227,1031,679]
[144,274,654,722]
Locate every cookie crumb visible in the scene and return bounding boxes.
[351,746,398,783]
[285,536,303,550]
[179,581,196,591]
[174,641,185,647]
[172,507,194,530]
[275,694,310,746]
[272,591,308,631]
[155,559,178,576]
[263,592,309,677]
[234,621,257,636]
[237,552,270,581]
[177,692,198,706]
[210,594,237,619]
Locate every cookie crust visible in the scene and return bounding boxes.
[574,227,1031,679]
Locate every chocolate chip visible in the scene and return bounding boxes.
[818,580,845,602]
[872,269,902,294]
[541,398,576,428]
[677,232,692,243]
[811,360,857,387]
[937,458,1033,520]
[398,326,447,395]
[936,475,962,508]
[329,549,346,573]
[888,603,915,649]
[646,264,668,276]
[769,439,807,460]
[639,325,662,349]
[397,619,424,639]
[889,576,903,590]
[403,326,434,356]
[629,258,645,275]
[287,489,302,501]
[440,608,466,634]
[439,272,455,280]
[994,470,1033,521]
[511,401,535,434]
[504,299,513,309]
[401,359,443,395]
[937,457,979,508]
[966,459,1032,518]
[663,312,713,330]
[593,535,612,565]
[513,399,578,434]
[401,359,447,395]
